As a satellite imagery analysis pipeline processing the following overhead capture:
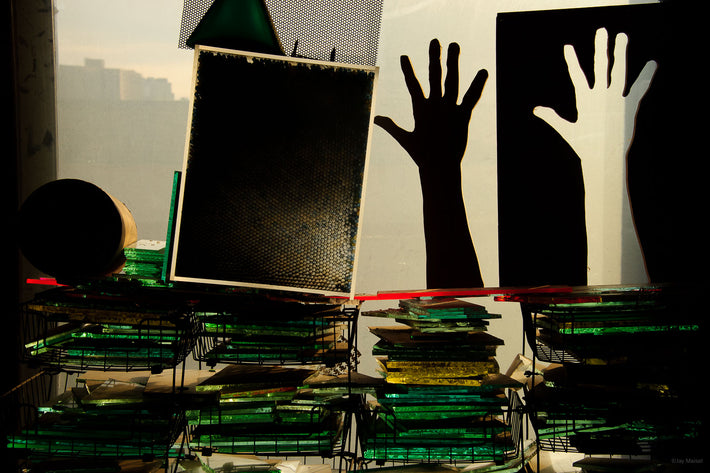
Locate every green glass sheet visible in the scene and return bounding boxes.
[379,406,502,421]
[542,322,699,336]
[395,319,489,333]
[374,423,509,440]
[26,302,181,326]
[190,453,279,473]
[537,300,662,314]
[369,425,510,444]
[382,384,510,397]
[534,313,699,334]
[193,412,275,425]
[378,376,487,387]
[185,0,283,55]
[25,323,87,354]
[7,438,175,457]
[123,245,165,262]
[218,386,298,402]
[161,171,181,282]
[370,326,503,344]
[362,443,512,462]
[399,297,494,319]
[381,393,506,406]
[369,326,502,363]
[9,396,180,460]
[202,321,337,338]
[189,439,335,456]
[365,308,497,324]
[189,419,342,455]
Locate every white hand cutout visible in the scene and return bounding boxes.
[533,27,657,284]
[534,27,657,160]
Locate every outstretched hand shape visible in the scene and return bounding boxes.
[533,27,657,161]
[375,30,656,288]
[533,27,657,284]
[375,39,489,171]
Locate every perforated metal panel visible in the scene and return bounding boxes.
[170,47,377,296]
[178,0,383,66]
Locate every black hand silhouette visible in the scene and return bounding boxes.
[375,39,488,170]
[375,38,488,289]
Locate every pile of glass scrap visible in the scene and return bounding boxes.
[361,298,522,464]
[192,295,356,366]
[5,373,185,465]
[516,286,702,459]
[21,286,197,372]
[526,364,698,457]
[186,365,349,457]
[120,239,169,287]
[522,290,700,364]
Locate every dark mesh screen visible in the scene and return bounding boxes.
[178,0,383,66]
[171,48,376,295]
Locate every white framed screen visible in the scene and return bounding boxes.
[170,45,378,297]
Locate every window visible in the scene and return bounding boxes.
[55,0,193,241]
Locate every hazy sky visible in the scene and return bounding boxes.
[55,0,195,100]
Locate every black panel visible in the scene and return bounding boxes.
[496,3,707,287]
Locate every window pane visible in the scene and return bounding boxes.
[55,0,193,241]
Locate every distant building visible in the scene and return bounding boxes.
[56,58,189,240]
[58,58,175,101]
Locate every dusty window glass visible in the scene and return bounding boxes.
[54,0,193,241]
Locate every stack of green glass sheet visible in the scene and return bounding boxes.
[521,288,702,459]
[5,376,184,463]
[193,296,354,366]
[527,372,699,457]
[121,240,168,287]
[362,297,521,464]
[527,295,699,364]
[365,298,499,334]
[187,365,346,457]
[21,287,196,372]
